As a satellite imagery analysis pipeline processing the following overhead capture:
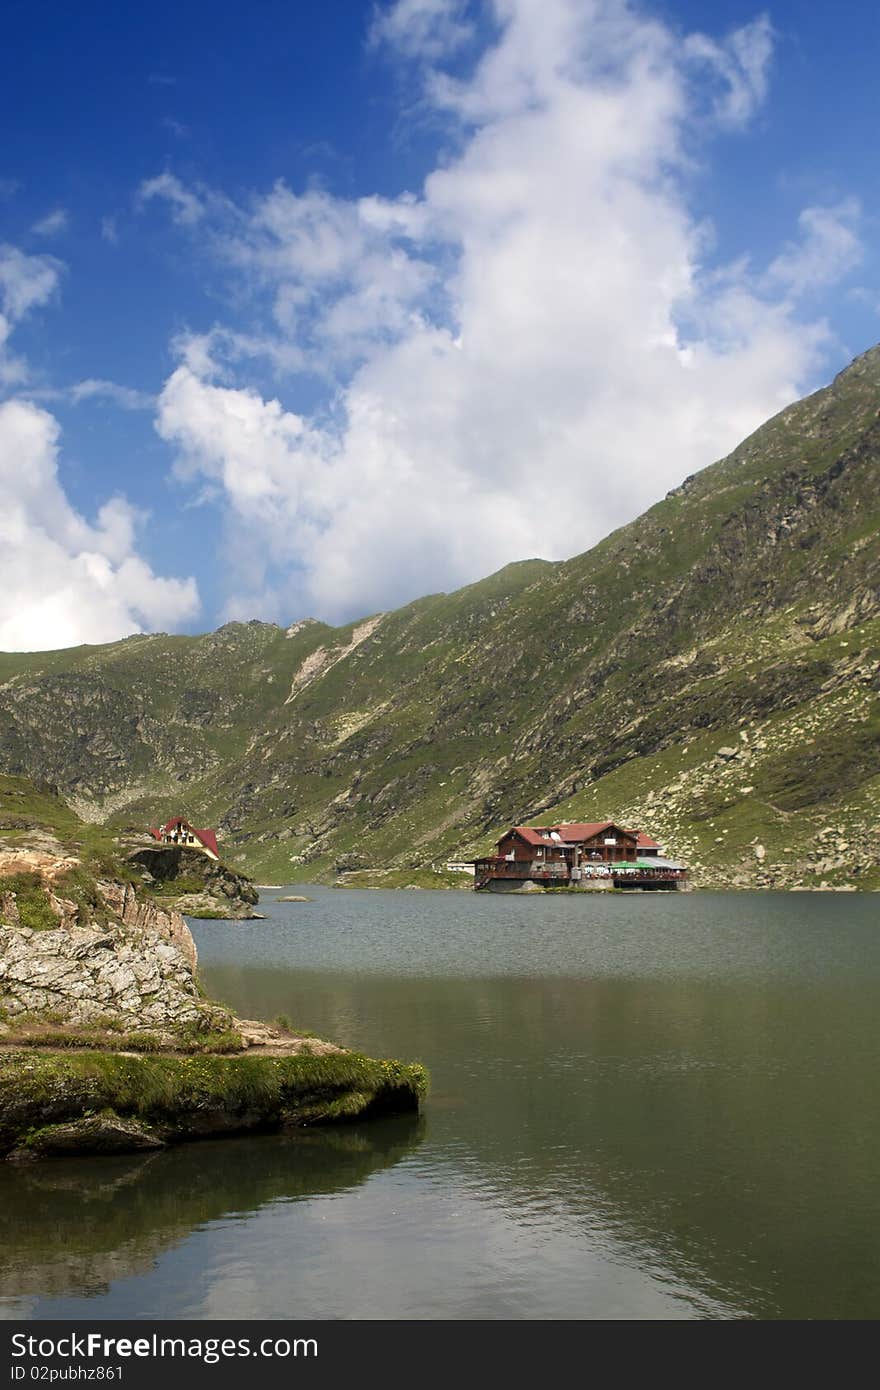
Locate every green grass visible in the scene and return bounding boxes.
[0,1047,428,1154]
[0,873,58,931]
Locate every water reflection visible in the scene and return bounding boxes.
[4,888,880,1319]
[200,938,880,1318]
[0,1116,423,1305]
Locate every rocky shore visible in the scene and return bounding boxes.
[0,845,426,1159]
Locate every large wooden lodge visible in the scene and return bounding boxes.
[473,822,688,892]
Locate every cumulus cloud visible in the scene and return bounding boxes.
[138,173,204,226]
[153,0,862,625]
[0,399,199,651]
[0,243,197,651]
[217,182,438,369]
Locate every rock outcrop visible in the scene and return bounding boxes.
[0,852,228,1041]
[0,920,226,1039]
[98,879,198,968]
[127,845,260,918]
[0,839,428,1158]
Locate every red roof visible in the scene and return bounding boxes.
[194,828,219,858]
[546,822,640,842]
[550,822,614,841]
[507,826,552,846]
[155,817,219,857]
[498,822,655,851]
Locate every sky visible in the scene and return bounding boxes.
[1,0,878,651]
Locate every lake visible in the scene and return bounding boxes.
[2,886,879,1320]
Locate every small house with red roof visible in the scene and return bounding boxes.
[148,817,220,862]
[473,821,686,892]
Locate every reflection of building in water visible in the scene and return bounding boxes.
[148,816,220,861]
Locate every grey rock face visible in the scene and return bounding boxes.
[0,880,229,1039]
[98,879,197,969]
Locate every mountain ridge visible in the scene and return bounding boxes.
[1,345,879,890]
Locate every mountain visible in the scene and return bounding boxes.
[1,347,879,890]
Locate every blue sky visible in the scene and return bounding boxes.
[1,0,877,650]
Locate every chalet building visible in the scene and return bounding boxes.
[473,821,687,892]
[149,817,220,861]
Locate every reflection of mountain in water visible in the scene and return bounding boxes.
[202,953,880,1320]
[0,1115,423,1300]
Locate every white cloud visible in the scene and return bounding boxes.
[215,181,438,370]
[0,244,61,323]
[68,378,155,410]
[0,243,63,385]
[153,0,860,625]
[32,208,69,238]
[683,14,774,128]
[369,0,473,58]
[766,200,863,296]
[0,245,196,651]
[0,399,199,651]
[138,173,204,226]
[171,325,307,379]
[101,216,119,244]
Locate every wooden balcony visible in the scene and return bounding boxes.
[610,868,687,887]
[474,859,569,889]
[474,858,688,891]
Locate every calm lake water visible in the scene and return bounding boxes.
[2,887,880,1321]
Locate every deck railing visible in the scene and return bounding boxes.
[474,861,687,889]
[611,869,686,883]
[475,861,567,875]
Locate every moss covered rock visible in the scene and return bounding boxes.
[0,1048,428,1159]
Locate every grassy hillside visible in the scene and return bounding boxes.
[1,346,879,890]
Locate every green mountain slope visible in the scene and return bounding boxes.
[2,346,879,890]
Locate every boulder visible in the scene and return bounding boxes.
[11,1114,165,1159]
[174,892,263,920]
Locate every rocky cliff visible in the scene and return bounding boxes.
[0,826,427,1158]
[126,844,261,919]
[1,347,879,889]
[0,845,229,1046]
